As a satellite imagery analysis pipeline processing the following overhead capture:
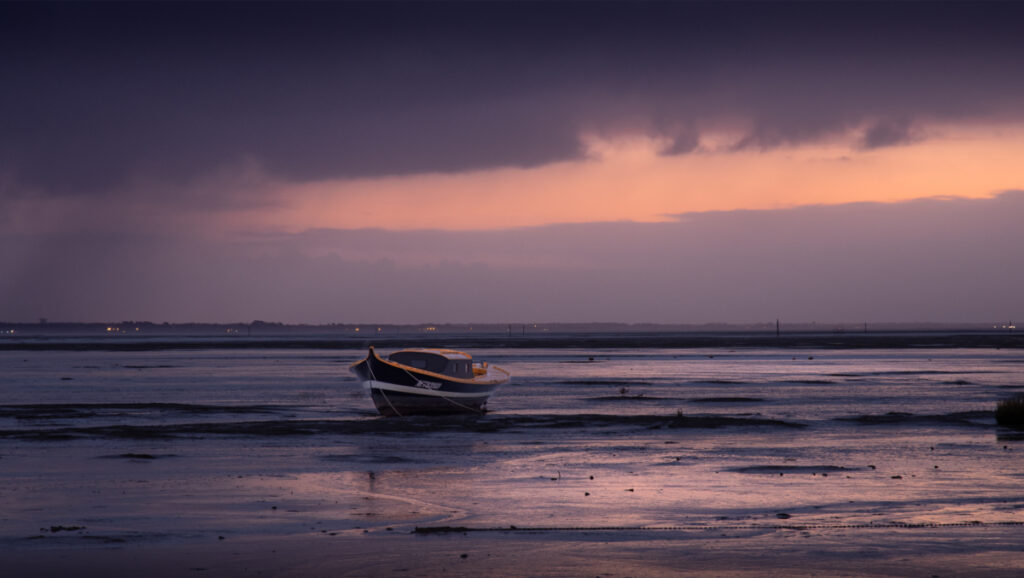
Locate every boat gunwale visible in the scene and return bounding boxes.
[352,346,510,386]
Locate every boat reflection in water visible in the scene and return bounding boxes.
[350,346,510,416]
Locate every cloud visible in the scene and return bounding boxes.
[3,2,1024,198]
[3,192,1021,324]
[859,119,917,150]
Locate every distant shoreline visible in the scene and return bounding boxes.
[1,329,1022,351]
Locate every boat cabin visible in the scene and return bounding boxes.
[388,349,474,379]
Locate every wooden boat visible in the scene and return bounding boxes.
[350,346,510,416]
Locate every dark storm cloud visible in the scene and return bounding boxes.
[2,2,1023,196]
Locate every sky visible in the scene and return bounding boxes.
[1,1,1022,325]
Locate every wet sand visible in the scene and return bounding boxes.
[3,343,1022,576]
[4,417,1022,577]
[6,526,1024,577]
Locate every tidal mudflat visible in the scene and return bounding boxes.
[2,339,1023,576]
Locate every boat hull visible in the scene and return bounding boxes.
[362,380,493,416]
[350,348,509,416]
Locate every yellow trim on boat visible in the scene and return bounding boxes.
[360,346,509,385]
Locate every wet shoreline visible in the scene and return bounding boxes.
[3,343,1022,576]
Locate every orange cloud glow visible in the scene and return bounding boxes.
[17,120,1004,239]
[238,120,1022,233]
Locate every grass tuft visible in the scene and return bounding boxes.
[995,395,1024,429]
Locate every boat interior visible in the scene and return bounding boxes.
[387,349,477,379]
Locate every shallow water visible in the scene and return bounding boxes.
[1,344,1023,548]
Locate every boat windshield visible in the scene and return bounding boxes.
[388,350,474,378]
